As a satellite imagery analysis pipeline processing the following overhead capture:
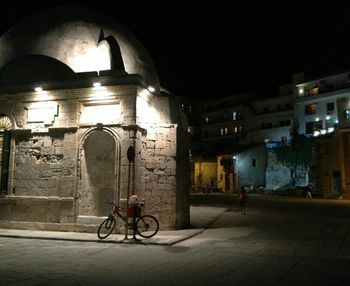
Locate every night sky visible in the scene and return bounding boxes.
[2,0,350,99]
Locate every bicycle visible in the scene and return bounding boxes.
[97,200,159,240]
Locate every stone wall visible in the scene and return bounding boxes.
[13,131,77,198]
[0,84,190,232]
[142,125,177,229]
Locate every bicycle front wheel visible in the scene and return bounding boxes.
[97,216,116,239]
[136,215,159,238]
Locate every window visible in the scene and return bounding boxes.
[306,86,319,96]
[233,112,237,120]
[344,109,350,120]
[205,117,210,124]
[327,102,334,113]
[220,128,228,136]
[279,119,291,127]
[305,104,317,115]
[305,121,322,135]
[251,158,256,167]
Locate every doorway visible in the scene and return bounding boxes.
[332,171,341,197]
[79,130,117,217]
[0,115,12,194]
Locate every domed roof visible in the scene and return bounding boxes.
[0,5,159,92]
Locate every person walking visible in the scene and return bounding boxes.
[239,187,247,215]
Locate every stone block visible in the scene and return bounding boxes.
[42,146,54,155]
[146,130,156,141]
[55,147,64,155]
[63,159,75,168]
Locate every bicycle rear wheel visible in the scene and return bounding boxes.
[135,215,159,238]
[97,216,116,239]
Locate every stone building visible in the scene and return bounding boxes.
[0,5,190,232]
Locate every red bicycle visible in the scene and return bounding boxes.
[97,200,159,239]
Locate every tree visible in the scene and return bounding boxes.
[273,129,313,187]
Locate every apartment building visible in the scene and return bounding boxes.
[189,89,294,193]
[294,71,350,198]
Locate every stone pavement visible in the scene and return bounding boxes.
[0,204,228,246]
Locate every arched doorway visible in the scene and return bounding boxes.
[0,115,12,194]
[79,130,118,217]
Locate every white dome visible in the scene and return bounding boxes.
[0,5,160,92]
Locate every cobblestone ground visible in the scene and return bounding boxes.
[1,196,350,286]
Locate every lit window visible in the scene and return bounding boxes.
[220,128,224,136]
[299,88,304,95]
[305,104,317,115]
[306,85,319,96]
[205,117,209,123]
[233,112,237,120]
[345,109,350,120]
[305,121,322,135]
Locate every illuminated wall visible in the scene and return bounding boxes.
[0,83,190,231]
[194,161,217,190]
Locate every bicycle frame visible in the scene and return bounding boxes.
[97,200,159,240]
[109,202,142,226]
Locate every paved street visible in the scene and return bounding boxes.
[1,195,350,285]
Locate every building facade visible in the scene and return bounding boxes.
[0,6,190,232]
[189,89,294,193]
[294,71,350,198]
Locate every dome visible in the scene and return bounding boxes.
[0,5,160,92]
[0,55,77,86]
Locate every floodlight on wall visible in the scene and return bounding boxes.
[147,85,155,93]
[299,88,304,95]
